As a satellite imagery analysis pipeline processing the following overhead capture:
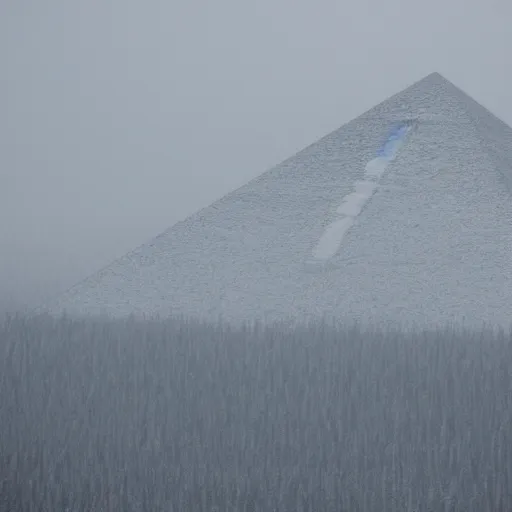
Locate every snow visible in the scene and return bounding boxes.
[39,73,512,331]
[336,186,373,216]
[364,157,390,179]
[312,122,413,260]
[312,217,355,260]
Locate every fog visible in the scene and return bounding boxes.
[3,315,512,509]
[1,0,511,310]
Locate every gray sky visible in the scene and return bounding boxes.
[1,0,511,309]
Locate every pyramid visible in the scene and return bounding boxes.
[42,73,512,329]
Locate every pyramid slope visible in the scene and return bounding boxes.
[42,73,512,329]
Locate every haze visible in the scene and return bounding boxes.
[1,0,511,311]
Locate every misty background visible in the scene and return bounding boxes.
[1,0,511,311]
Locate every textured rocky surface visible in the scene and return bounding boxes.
[41,73,512,330]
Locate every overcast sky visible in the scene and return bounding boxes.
[1,0,511,309]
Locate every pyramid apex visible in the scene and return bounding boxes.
[418,71,451,84]
[426,71,444,78]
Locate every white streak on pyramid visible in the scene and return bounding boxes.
[312,122,414,260]
[40,73,512,330]
[312,217,355,260]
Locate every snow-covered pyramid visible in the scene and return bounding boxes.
[43,72,512,329]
